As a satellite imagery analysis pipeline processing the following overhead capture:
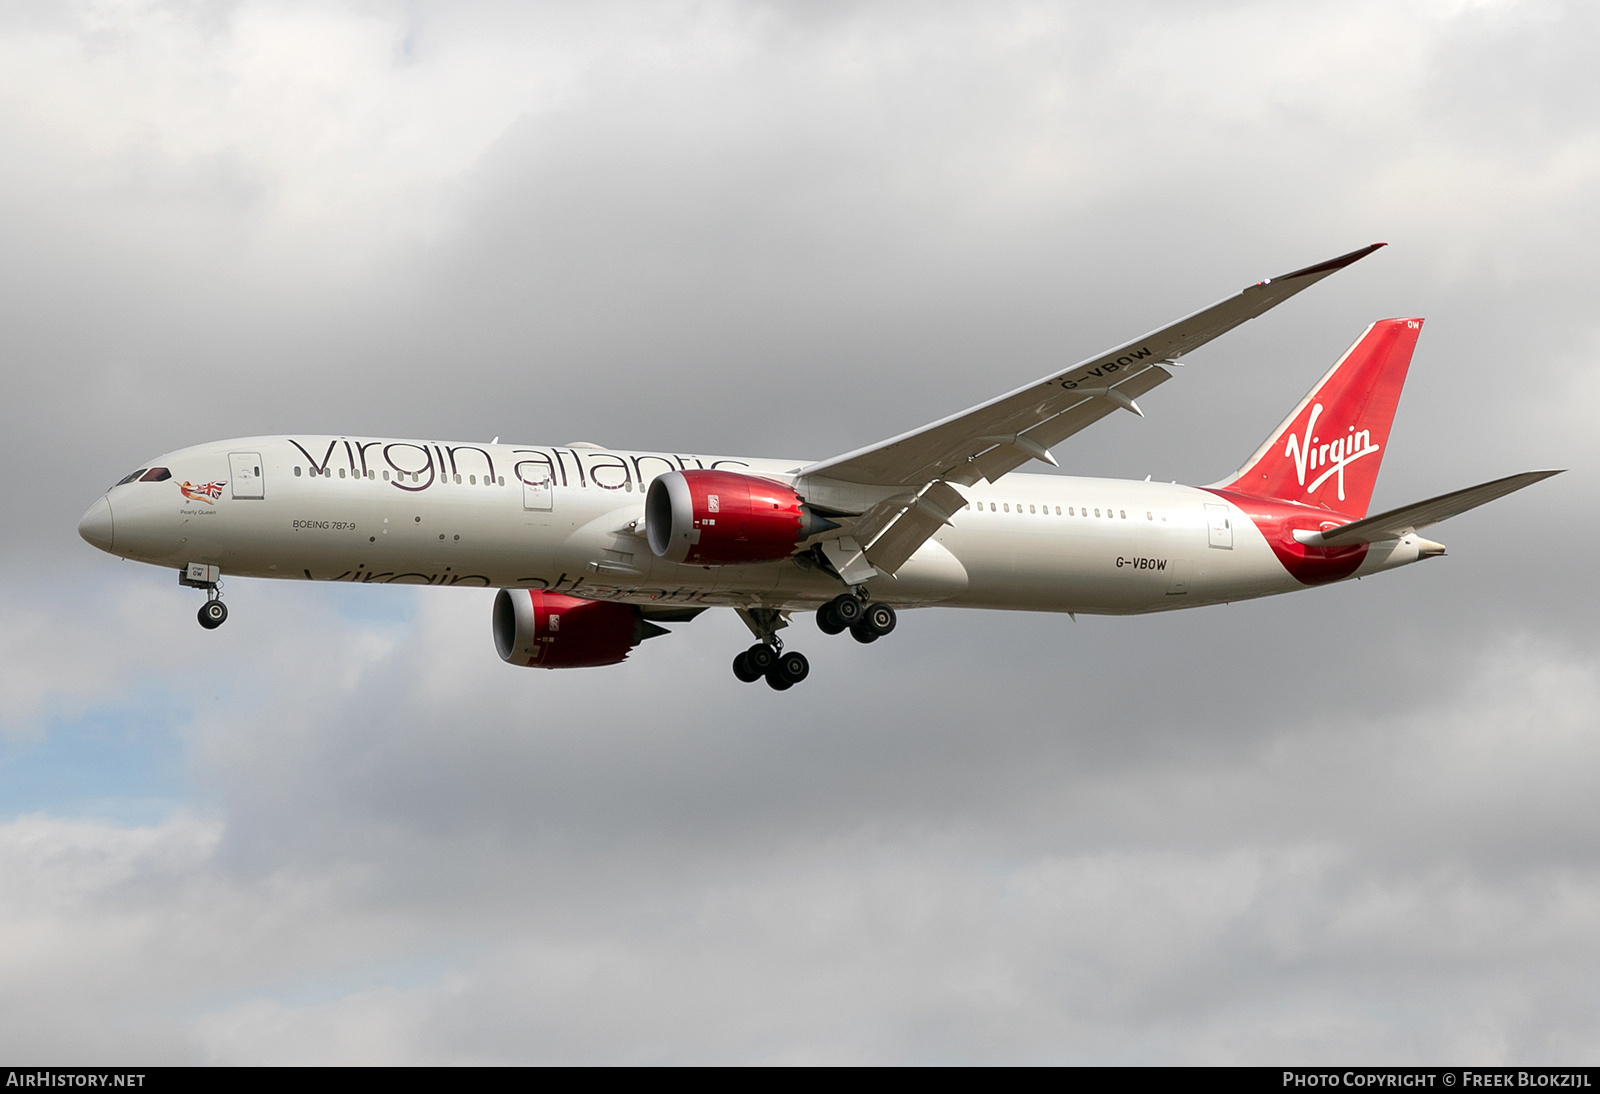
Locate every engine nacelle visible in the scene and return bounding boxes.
[645,469,833,565]
[493,589,661,669]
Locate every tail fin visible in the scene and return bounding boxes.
[1216,318,1422,518]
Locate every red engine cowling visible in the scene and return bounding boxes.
[493,589,660,669]
[646,469,832,565]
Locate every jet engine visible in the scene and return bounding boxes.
[645,469,836,565]
[493,589,667,669]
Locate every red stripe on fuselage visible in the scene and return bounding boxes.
[1204,488,1369,586]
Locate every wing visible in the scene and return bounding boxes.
[794,243,1388,580]
[800,243,1388,489]
[1300,470,1563,547]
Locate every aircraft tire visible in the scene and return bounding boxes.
[764,666,795,691]
[864,602,897,636]
[816,604,845,635]
[745,642,777,675]
[198,601,227,629]
[776,651,809,684]
[849,621,879,644]
[732,651,763,683]
[831,594,863,626]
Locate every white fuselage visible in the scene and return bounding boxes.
[90,436,1434,614]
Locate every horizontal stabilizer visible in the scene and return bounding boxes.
[1298,470,1563,547]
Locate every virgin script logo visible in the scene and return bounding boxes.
[1284,403,1379,502]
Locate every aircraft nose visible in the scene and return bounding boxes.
[78,495,114,552]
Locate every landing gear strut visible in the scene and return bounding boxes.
[180,564,227,630]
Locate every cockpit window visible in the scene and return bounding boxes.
[114,469,148,487]
[139,468,172,482]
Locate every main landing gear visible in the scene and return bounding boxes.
[729,594,895,691]
[816,592,896,644]
[179,564,228,630]
[730,606,810,691]
[732,642,810,691]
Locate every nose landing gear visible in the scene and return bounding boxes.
[179,563,227,630]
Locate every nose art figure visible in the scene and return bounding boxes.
[78,496,114,552]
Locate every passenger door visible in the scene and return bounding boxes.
[1204,503,1233,549]
[522,473,553,511]
[229,452,265,499]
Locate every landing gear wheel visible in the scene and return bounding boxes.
[816,603,845,635]
[776,651,809,685]
[198,600,228,630]
[864,602,897,637]
[732,651,764,683]
[849,621,879,644]
[830,593,864,627]
[764,669,794,691]
[744,642,777,676]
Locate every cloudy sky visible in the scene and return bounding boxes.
[2,0,1597,1064]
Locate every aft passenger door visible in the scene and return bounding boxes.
[1204,503,1233,549]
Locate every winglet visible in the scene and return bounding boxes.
[1262,242,1388,285]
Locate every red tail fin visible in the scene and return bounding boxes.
[1216,318,1422,518]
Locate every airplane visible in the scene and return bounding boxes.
[77,243,1560,690]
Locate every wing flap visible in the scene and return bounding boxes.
[862,480,968,574]
[1304,470,1563,546]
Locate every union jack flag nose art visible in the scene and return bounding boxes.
[179,480,226,504]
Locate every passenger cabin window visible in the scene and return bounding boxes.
[294,466,302,477]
